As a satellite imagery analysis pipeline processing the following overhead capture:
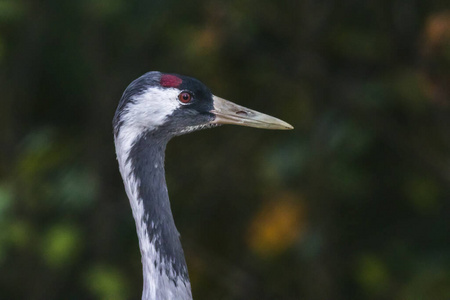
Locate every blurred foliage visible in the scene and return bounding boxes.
[247,193,306,258]
[84,264,131,300]
[1,0,450,299]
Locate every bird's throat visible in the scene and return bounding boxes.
[116,130,192,300]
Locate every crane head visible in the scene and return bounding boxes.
[113,71,293,139]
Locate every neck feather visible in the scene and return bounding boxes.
[115,128,192,300]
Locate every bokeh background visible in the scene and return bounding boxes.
[1,1,450,299]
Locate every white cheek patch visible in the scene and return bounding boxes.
[115,87,182,181]
[121,87,182,132]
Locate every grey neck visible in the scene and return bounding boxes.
[116,130,192,300]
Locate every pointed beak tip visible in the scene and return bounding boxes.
[269,122,294,130]
[269,119,294,130]
[277,123,294,130]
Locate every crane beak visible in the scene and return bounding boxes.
[210,96,294,130]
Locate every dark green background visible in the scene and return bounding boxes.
[1,1,449,299]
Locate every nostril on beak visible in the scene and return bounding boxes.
[236,111,248,116]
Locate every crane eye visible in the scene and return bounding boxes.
[178,92,192,104]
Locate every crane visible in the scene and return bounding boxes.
[113,71,293,300]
